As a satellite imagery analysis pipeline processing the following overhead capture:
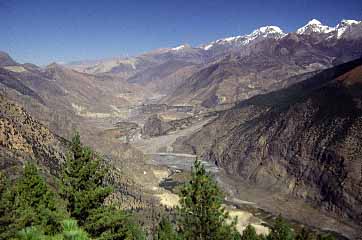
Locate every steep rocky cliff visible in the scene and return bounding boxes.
[182,59,362,226]
[0,94,67,176]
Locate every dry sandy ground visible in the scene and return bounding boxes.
[152,169,171,180]
[155,192,180,208]
[150,168,181,208]
[228,208,270,236]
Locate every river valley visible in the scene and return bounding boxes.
[118,108,357,239]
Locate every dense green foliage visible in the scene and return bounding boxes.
[17,227,47,240]
[154,217,180,240]
[0,163,67,239]
[237,223,336,240]
[295,228,317,240]
[241,225,262,240]
[0,133,146,239]
[0,171,9,237]
[60,219,89,240]
[84,206,146,240]
[17,219,89,240]
[60,133,112,224]
[177,159,241,240]
[267,216,294,240]
[60,132,146,239]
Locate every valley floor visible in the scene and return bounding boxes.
[66,88,360,239]
[117,109,359,239]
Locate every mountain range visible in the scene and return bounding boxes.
[66,19,362,107]
[1,18,362,238]
[173,58,362,238]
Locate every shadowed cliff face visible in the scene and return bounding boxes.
[183,59,362,225]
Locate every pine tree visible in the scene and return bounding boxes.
[60,132,112,224]
[0,162,67,239]
[177,159,240,240]
[60,132,146,239]
[296,228,316,240]
[0,171,7,197]
[17,227,46,240]
[241,225,261,240]
[317,234,335,240]
[154,217,180,240]
[17,219,90,240]
[0,171,10,237]
[84,206,146,240]
[267,216,294,240]
[60,219,89,240]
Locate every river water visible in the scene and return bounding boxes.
[147,153,219,173]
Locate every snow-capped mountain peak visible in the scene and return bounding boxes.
[307,19,322,25]
[238,25,286,46]
[340,19,361,25]
[295,18,362,39]
[254,25,284,34]
[296,19,335,35]
[246,26,285,40]
[197,18,361,52]
[335,19,362,39]
[171,44,187,51]
[201,25,285,50]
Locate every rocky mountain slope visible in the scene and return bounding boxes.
[65,20,362,103]
[164,19,362,107]
[0,94,67,177]
[0,53,152,137]
[0,92,163,216]
[68,19,362,109]
[67,44,206,76]
[127,59,201,94]
[179,59,362,227]
[0,52,174,211]
[66,19,362,108]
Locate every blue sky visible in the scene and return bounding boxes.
[1,0,361,65]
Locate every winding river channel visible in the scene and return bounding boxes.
[130,115,355,239]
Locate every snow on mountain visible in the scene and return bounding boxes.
[159,19,361,54]
[201,25,285,51]
[296,19,335,35]
[67,18,362,75]
[242,26,286,44]
[171,45,187,51]
[296,19,362,39]
[335,19,362,38]
[340,19,361,25]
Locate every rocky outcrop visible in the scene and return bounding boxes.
[0,94,163,216]
[0,94,67,176]
[143,115,174,137]
[183,59,362,226]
